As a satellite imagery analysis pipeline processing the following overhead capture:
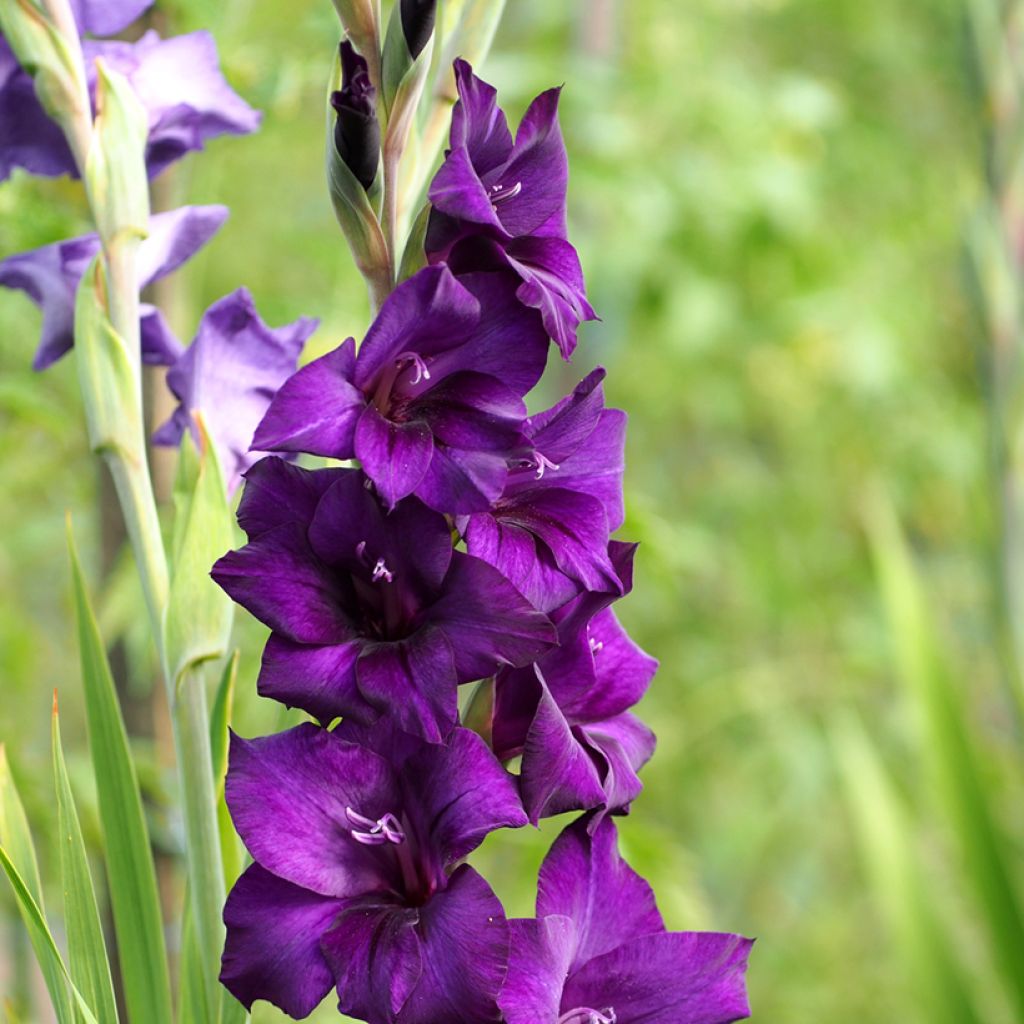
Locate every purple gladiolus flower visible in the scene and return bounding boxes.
[211,459,557,740]
[220,721,526,1021]
[254,264,549,514]
[69,0,153,34]
[463,367,626,612]
[152,289,317,493]
[331,41,379,191]
[492,542,658,824]
[0,204,228,370]
[499,815,753,1024]
[425,60,596,359]
[0,27,259,182]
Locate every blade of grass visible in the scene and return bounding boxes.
[865,490,1024,1018]
[51,695,119,1024]
[0,847,99,1024]
[833,713,983,1024]
[67,522,174,1024]
[0,748,76,1024]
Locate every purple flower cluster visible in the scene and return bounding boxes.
[213,62,753,1023]
[0,0,314,489]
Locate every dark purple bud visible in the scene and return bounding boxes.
[400,0,436,59]
[331,40,380,191]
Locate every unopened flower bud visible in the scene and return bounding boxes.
[400,0,437,60]
[330,41,380,192]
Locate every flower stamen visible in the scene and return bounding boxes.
[395,351,431,385]
[346,807,406,845]
[558,1009,616,1024]
[372,557,394,583]
[489,181,523,206]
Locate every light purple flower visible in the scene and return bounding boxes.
[211,460,557,740]
[463,367,626,612]
[425,60,596,359]
[70,0,152,34]
[0,204,228,370]
[220,721,526,1021]
[254,264,549,514]
[152,289,316,493]
[492,542,658,824]
[0,27,259,182]
[499,815,753,1024]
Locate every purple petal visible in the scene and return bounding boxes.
[518,672,607,824]
[235,457,348,539]
[411,371,526,452]
[212,523,353,645]
[258,634,372,725]
[71,0,152,35]
[499,916,575,1024]
[323,897,423,1023]
[221,863,343,1018]
[225,724,401,897]
[403,727,526,862]
[355,628,459,743]
[414,444,509,514]
[354,265,479,391]
[0,40,76,182]
[492,87,568,239]
[537,815,664,968]
[85,31,261,178]
[139,305,184,366]
[574,608,658,719]
[579,712,657,819]
[252,339,364,459]
[155,287,317,493]
[354,404,434,509]
[428,551,558,681]
[526,367,606,458]
[138,205,230,286]
[397,866,511,1024]
[449,60,513,175]
[561,932,753,1024]
[428,144,504,233]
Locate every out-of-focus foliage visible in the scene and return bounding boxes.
[1,0,1012,1021]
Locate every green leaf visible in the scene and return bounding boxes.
[0,748,76,1024]
[0,847,99,1024]
[67,525,174,1024]
[211,652,244,891]
[164,422,234,688]
[865,490,1024,1018]
[51,697,119,1024]
[834,713,982,1024]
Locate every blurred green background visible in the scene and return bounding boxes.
[3,0,1022,1021]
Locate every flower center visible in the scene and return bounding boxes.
[345,807,406,845]
[588,634,604,653]
[558,1009,616,1024]
[511,450,561,480]
[395,350,431,385]
[489,180,523,206]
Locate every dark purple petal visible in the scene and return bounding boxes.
[252,339,364,459]
[323,897,423,1024]
[428,144,504,233]
[411,371,526,452]
[518,673,607,824]
[354,265,479,391]
[225,724,401,897]
[573,608,658,719]
[154,287,316,492]
[396,866,510,1024]
[355,628,458,743]
[526,367,607,456]
[354,404,434,509]
[579,712,657,820]
[308,471,453,595]
[221,863,342,1018]
[449,59,513,175]
[498,916,575,1024]
[235,457,348,539]
[212,523,354,645]
[506,235,596,359]
[257,634,372,725]
[414,444,508,513]
[85,31,261,178]
[491,86,567,239]
[464,513,579,613]
[403,727,525,862]
[561,932,753,1024]
[428,551,557,681]
[537,815,664,968]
